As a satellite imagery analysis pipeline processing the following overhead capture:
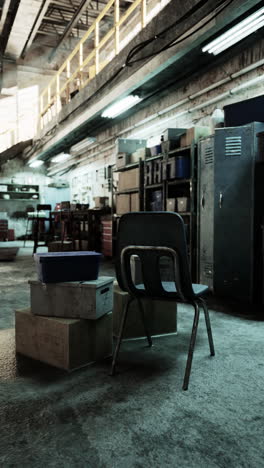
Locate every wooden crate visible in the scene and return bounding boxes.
[29,276,114,320]
[113,282,177,338]
[0,247,19,261]
[15,308,113,371]
[48,241,73,252]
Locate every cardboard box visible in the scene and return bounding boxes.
[131,192,140,211]
[177,197,190,212]
[166,198,176,211]
[29,276,115,320]
[93,196,109,208]
[116,194,130,214]
[163,128,186,141]
[116,153,130,169]
[130,147,146,163]
[0,247,19,261]
[180,134,187,148]
[113,282,177,338]
[118,168,139,191]
[116,139,146,154]
[15,308,113,371]
[185,126,210,146]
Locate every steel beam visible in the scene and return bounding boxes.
[49,0,93,61]
[0,0,12,34]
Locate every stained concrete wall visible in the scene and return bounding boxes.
[68,34,264,205]
[0,158,68,238]
[4,0,264,208]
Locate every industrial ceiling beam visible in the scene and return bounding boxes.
[0,0,12,34]
[48,0,93,61]
[5,0,45,58]
[21,0,53,58]
[43,16,90,30]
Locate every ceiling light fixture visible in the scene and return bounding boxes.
[102,95,142,118]
[51,152,71,163]
[29,160,44,168]
[71,138,96,153]
[202,6,264,55]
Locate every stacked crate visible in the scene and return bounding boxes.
[15,252,115,371]
[0,219,8,241]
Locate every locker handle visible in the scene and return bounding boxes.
[201,195,205,209]
[219,192,223,208]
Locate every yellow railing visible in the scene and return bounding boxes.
[40,0,147,129]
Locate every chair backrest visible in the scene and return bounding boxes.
[115,211,194,300]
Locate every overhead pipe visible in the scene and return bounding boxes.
[117,58,264,139]
[48,57,264,173]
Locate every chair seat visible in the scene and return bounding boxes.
[136,281,208,297]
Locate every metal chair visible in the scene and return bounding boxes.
[111,211,215,390]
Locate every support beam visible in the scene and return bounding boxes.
[5,0,44,58]
[21,0,53,58]
[0,0,12,34]
[48,0,93,61]
[42,16,90,30]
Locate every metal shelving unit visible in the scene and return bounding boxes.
[0,183,39,200]
[111,138,199,280]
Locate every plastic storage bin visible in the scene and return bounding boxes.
[175,155,190,178]
[34,251,102,283]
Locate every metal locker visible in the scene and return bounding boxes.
[198,122,264,303]
[198,136,214,289]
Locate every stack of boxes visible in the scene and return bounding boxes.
[115,139,147,215]
[15,252,115,371]
[115,139,147,169]
[0,219,8,241]
[116,167,140,215]
[15,251,177,369]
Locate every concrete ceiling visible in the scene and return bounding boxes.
[1,0,264,170]
[28,0,264,164]
[0,0,132,62]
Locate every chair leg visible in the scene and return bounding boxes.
[33,219,39,255]
[136,298,152,347]
[110,296,134,376]
[182,301,200,391]
[23,218,30,247]
[199,298,215,357]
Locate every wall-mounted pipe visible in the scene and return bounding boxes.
[49,56,264,174]
[117,57,264,139]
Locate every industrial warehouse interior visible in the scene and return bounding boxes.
[0,0,264,466]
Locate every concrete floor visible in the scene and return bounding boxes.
[0,242,264,467]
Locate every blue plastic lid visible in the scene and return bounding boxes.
[34,251,102,262]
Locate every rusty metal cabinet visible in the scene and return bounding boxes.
[198,122,264,303]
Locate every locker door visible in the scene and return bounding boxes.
[198,137,214,289]
[214,126,254,301]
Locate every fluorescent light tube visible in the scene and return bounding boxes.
[102,95,142,118]
[51,153,71,163]
[71,138,96,153]
[29,160,44,168]
[203,6,264,55]
[209,18,264,54]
